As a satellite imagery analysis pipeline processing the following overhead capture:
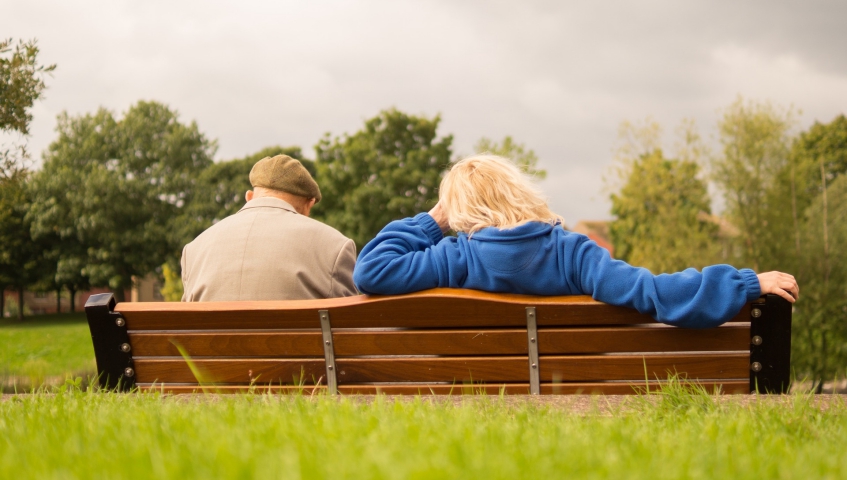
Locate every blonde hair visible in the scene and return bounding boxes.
[440,154,562,234]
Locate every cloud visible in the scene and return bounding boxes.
[3,0,846,223]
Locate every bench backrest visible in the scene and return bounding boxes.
[84,289,792,395]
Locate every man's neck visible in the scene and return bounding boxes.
[251,188,311,216]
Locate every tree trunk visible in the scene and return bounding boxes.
[1,288,5,317]
[69,287,77,313]
[790,155,801,264]
[820,157,830,380]
[56,287,62,314]
[17,287,24,320]
[114,285,126,303]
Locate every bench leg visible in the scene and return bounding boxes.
[84,293,136,391]
[749,294,792,394]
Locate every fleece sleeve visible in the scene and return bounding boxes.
[571,237,761,328]
[354,213,448,294]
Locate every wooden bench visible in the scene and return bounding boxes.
[84,289,792,395]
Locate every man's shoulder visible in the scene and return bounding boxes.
[288,213,352,246]
[187,207,352,251]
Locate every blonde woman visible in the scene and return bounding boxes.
[353,155,798,328]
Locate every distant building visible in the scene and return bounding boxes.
[2,274,162,317]
[130,274,165,302]
[570,220,614,257]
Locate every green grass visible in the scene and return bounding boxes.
[0,312,96,388]
[1,387,846,479]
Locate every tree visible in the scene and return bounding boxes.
[0,38,54,316]
[792,174,847,383]
[473,136,546,179]
[712,97,796,271]
[0,38,56,177]
[0,171,51,319]
[28,101,216,301]
[609,149,718,273]
[782,115,847,386]
[312,108,453,249]
[607,118,718,273]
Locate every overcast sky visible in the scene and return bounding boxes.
[4,0,847,224]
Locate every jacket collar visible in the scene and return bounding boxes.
[238,196,298,214]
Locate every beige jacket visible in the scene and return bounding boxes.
[181,197,357,301]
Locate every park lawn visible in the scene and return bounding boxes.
[1,389,845,479]
[0,313,96,387]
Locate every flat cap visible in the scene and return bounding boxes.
[249,155,321,203]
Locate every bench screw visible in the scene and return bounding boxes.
[124,367,135,377]
[115,317,125,327]
[751,336,763,346]
[530,337,536,343]
[751,308,762,318]
[328,365,334,370]
[751,362,762,372]
[120,343,131,353]
[531,363,537,369]
[325,340,331,345]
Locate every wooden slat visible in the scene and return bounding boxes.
[138,384,329,395]
[129,329,528,357]
[137,381,750,395]
[119,309,320,331]
[129,325,750,358]
[541,381,750,395]
[334,329,528,355]
[539,325,750,354]
[134,357,533,384]
[541,353,749,381]
[129,325,752,359]
[336,357,529,385]
[134,353,749,385]
[118,289,749,330]
[134,358,326,384]
[336,357,529,383]
[129,331,325,357]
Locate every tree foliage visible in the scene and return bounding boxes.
[0,171,51,318]
[792,174,847,381]
[0,38,56,176]
[608,119,718,273]
[312,109,452,249]
[712,98,796,271]
[474,136,546,179]
[778,115,847,383]
[28,101,215,300]
[610,149,718,273]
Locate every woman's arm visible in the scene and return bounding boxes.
[571,237,764,328]
[353,212,450,294]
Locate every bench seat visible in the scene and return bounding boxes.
[84,289,792,395]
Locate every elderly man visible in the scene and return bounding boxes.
[181,155,358,301]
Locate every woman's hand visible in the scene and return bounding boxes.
[428,202,450,234]
[757,271,799,303]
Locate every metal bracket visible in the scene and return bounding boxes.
[319,310,338,395]
[749,294,792,394]
[526,307,540,395]
[84,293,135,391]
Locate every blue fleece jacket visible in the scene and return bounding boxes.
[353,213,762,328]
